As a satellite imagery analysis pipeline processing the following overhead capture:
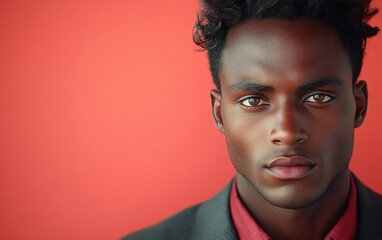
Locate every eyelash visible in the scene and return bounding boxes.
[304,93,334,103]
[238,93,335,108]
[240,97,269,107]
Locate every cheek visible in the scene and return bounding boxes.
[332,97,356,149]
[310,100,356,166]
[331,113,355,163]
[223,112,269,167]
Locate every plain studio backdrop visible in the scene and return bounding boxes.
[0,0,381,239]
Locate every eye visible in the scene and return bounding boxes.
[304,93,333,103]
[240,97,269,107]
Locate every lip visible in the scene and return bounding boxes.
[266,156,316,180]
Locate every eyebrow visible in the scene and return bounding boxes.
[228,78,343,92]
[298,78,343,92]
[228,81,273,92]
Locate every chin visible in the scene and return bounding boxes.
[266,195,322,209]
[258,184,327,210]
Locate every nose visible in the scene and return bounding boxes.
[270,101,308,146]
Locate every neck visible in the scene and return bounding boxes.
[236,170,351,240]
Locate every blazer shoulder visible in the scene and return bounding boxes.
[355,175,382,211]
[353,175,382,239]
[121,180,235,240]
[121,203,201,240]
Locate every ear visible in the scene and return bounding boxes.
[354,80,368,128]
[210,90,225,133]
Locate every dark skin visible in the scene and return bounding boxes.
[211,18,368,240]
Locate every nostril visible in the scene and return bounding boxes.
[271,136,307,145]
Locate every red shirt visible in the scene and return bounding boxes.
[230,176,357,240]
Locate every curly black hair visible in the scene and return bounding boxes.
[193,0,380,91]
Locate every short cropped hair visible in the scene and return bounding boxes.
[193,0,380,91]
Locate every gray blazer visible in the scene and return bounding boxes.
[123,175,382,240]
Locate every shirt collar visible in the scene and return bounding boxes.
[230,176,357,240]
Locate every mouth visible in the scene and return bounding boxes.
[266,156,316,180]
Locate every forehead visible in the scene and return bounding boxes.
[220,18,352,88]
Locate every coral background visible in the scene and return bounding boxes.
[0,0,381,239]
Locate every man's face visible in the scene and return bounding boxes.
[211,18,368,208]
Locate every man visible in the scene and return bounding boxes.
[124,0,382,239]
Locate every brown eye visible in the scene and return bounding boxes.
[241,97,268,107]
[305,94,333,103]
